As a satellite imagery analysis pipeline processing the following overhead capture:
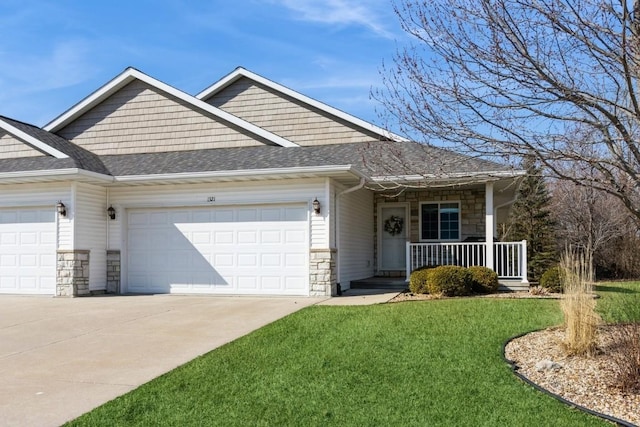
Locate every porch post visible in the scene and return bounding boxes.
[405,241,411,282]
[520,239,529,285]
[485,182,494,271]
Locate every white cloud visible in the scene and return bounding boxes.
[271,0,395,38]
[0,39,97,101]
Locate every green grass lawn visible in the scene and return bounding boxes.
[66,284,640,427]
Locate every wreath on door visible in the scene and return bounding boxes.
[384,215,404,236]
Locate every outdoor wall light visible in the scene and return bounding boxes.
[56,201,67,217]
[312,198,321,214]
[107,205,116,220]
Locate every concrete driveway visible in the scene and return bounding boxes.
[0,294,322,426]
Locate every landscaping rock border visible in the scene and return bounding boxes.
[505,326,639,426]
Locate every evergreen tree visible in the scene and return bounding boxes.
[501,158,557,282]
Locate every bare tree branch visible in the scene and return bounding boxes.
[375,0,640,221]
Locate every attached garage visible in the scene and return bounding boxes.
[126,204,309,295]
[0,208,57,295]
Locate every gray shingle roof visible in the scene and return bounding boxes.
[0,117,516,181]
[0,116,110,175]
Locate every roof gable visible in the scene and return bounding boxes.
[44,68,299,149]
[0,117,69,159]
[0,131,46,159]
[54,79,284,155]
[197,67,408,144]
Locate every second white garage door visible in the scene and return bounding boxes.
[127,204,309,295]
[0,208,56,295]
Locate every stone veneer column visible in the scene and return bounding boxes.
[56,250,90,297]
[106,250,121,294]
[309,248,337,296]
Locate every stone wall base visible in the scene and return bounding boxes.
[106,250,121,294]
[309,248,337,296]
[56,250,90,297]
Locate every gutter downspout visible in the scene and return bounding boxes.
[335,177,367,293]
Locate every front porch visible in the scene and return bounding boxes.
[366,181,529,292]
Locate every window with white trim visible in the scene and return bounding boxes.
[420,202,460,241]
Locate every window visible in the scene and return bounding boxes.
[420,202,460,241]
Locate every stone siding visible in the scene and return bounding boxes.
[56,250,90,297]
[106,250,121,293]
[309,248,337,296]
[374,187,486,274]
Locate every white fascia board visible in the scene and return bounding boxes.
[197,67,409,143]
[0,168,114,182]
[43,68,299,148]
[0,119,68,159]
[371,169,526,183]
[44,68,139,132]
[114,165,368,183]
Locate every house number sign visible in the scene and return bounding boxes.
[207,196,216,202]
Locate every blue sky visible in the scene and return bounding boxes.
[0,0,406,131]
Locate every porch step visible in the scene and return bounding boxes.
[499,280,529,292]
[350,277,408,290]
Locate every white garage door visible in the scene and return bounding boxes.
[127,204,309,295]
[0,208,56,295]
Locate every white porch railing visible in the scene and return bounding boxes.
[406,240,528,282]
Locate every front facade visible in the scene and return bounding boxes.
[0,67,526,297]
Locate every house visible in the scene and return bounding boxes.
[0,67,527,297]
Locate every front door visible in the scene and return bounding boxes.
[379,204,408,271]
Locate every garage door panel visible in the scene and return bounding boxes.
[213,231,233,244]
[237,209,257,221]
[20,232,38,245]
[214,209,234,222]
[285,276,306,291]
[285,229,306,243]
[1,232,17,245]
[285,253,305,267]
[237,231,257,244]
[261,208,282,221]
[127,204,308,295]
[285,207,307,221]
[260,230,282,244]
[1,277,16,289]
[0,208,56,295]
[19,276,37,289]
[41,253,56,267]
[237,276,258,290]
[261,276,281,290]
[261,253,281,267]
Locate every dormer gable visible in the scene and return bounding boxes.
[197,67,408,146]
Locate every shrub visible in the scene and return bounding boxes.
[540,266,564,292]
[426,266,472,297]
[468,266,499,294]
[610,322,640,393]
[408,266,438,294]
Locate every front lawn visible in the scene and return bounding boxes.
[67,297,614,426]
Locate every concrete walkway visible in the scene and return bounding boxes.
[316,288,402,305]
[0,295,321,427]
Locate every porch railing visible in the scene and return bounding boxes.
[406,240,528,282]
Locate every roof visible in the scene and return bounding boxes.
[31,141,514,183]
[0,116,110,175]
[0,121,520,185]
[0,68,523,186]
